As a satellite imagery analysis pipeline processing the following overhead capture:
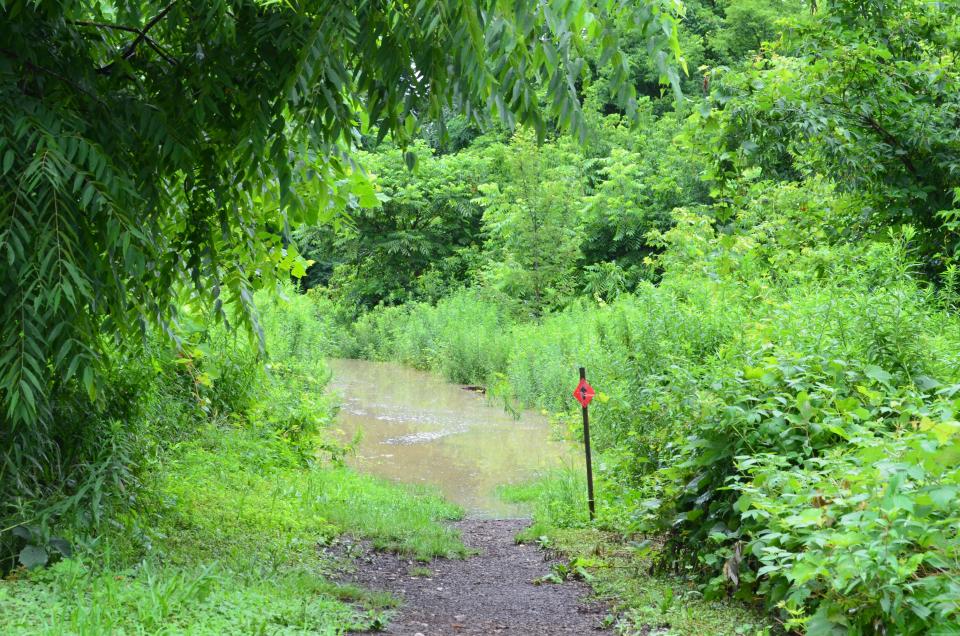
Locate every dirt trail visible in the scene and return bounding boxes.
[341,519,607,635]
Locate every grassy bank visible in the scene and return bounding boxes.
[1,425,463,634]
[1,286,464,634]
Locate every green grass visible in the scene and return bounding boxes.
[0,560,395,635]
[408,566,433,578]
[157,423,465,565]
[502,470,777,636]
[539,528,777,636]
[0,422,464,634]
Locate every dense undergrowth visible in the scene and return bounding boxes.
[329,186,960,633]
[0,286,464,634]
[2,1,957,635]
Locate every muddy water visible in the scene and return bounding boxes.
[327,359,573,518]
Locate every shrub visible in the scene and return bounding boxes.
[739,423,960,633]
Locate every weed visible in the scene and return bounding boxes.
[408,566,433,578]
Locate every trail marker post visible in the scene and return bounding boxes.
[573,367,596,521]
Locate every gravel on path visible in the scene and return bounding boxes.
[340,519,609,636]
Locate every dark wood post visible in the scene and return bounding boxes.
[579,367,595,521]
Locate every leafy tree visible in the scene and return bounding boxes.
[307,141,489,308]
[476,130,584,317]
[583,0,803,114]
[700,0,960,263]
[581,107,709,278]
[581,260,629,301]
[0,0,680,493]
[707,0,802,64]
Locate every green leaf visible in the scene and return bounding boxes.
[785,508,822,528]
[805,605,848,636]
[826,423,850,440]
[18,545,48,570]
[11,526,33,541]
[48,537,73,558]
[404,151,417,171]
[82,366,97,402]
[864,365,892,384]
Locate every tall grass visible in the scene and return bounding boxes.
[338,224,960,457]
[345,289,511,384]
[1,283,464,634]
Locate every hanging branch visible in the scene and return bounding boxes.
[96,2,179,74]
[72,20,178,66]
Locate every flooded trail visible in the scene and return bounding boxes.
[328,358,572,518]
[329,360,606,635]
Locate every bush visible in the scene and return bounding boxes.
[739,423,960,634]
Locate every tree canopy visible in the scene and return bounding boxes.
[0,1,680,444]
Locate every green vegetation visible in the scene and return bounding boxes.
[408,566,434,578]
[1,0,678,520]
[1,3,681,633]
[3,0,959,634]
[504,470,776,636]
[0,286,463,633]
[299,0,960,633]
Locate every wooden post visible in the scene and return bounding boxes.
[579,367,595,521]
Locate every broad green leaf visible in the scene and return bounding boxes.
[18,545,48,570]
[864,365,892,384]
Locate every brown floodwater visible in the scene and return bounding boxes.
[327,358,574,518]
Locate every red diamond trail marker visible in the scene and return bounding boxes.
[573,377,595,408]
[573,368,596,520]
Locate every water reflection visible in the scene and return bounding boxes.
[327,359,573,518]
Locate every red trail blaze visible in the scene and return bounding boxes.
[573,378,595,408]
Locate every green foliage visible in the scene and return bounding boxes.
[345,289,511,385]
[0,0,681,507]
[339,175,960,631]
[302,1,960,632]
[580,109,708,277]
[302,141,488,307]
[707,0,800,64]
[500,477,775,635]
[6,0,960,632]
[581,261,629,301]
[500,468,592,538]
[1,283,463,632]
[701,0,960,263]
[476,130,585,316]
[156,425,465,566]
[740,425,960,634]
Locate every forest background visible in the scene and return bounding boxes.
[1,0,959,634]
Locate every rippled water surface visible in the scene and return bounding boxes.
[328,358,574,518]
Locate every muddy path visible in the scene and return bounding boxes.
[328,361,602,634]
[339,519,607,635]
